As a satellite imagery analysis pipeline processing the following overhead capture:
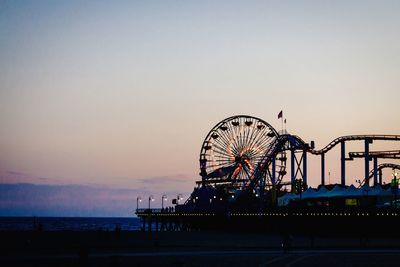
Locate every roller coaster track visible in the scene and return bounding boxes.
[246,134,400,190]
[367,163,400,180]
[309,135,400,155]
[349,150,400,160]
[279,135,400,156]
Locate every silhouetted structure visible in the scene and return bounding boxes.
[137,115,400,235]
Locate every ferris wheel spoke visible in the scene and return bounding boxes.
[251,136,274,156]
[239,121,248,152]
[250,121,265,149]
[245,127,268,154]
[245,118,258,146]
[211,148,234,160]
[212,134,230,152]
[232,138,242,157]
[240,119,250,151]
[214,156,235,164]
[227,119,241,153]
[210,151,233,162]
[210,140,232,156]
[241,123,251,153]
[218,126,240,156]
[207,161,237,171]
[234,128,246,156]
[212,129,232,148]
[215,127,230,145]
[212,136,237,158]
[210,138,236,155]
[219,124,234,145]
[243,120,255,152]
[237,131,243,154]
[213,160,235,165]
[213,154,234,162]
[246,149,262,159]
[259,135,275,149]
[227,127,240,156]
[208,151,229,161]
[249,131,271,149]
[208,161,235,169]
[239,131,247,155]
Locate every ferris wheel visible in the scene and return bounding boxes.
[199,115,287,190]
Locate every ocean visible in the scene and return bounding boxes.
[0,217,142,231]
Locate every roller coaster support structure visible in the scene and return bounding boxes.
[304,135,400,186]
[348,150,400,185]
[290,149,308,191]
[369,163,400,185]
[303,150,307,185]
[341,141,346,186]
[321,153,325,185]
[373,157,378,185]
[364,138,373,184]
[291,150,295,187]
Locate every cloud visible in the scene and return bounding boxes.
[0,170,51,184]
[0,183,143,217]
[137,175,191,184]
[134,175,195,196]
[0,171,196,217]
[6,171,27,176]
[0,182,193,217]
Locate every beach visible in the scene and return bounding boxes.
[3,230,400,266]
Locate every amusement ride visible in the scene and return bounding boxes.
[136,115,400,233]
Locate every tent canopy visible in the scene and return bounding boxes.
[301,187,317,199]
[324,185,346,198]
[314,186,329,198]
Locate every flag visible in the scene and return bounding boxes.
[278,110,283,119]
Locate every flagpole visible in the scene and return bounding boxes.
[284,118,286,133]
[278,110,283,133]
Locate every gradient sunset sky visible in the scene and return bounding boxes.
[1,1,400,216]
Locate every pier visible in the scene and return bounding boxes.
[136,115,400,235]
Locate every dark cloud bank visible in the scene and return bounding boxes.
[0,183,153,217]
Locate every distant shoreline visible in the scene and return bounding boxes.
[0,216,141,231]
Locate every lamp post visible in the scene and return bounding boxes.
[148,195,154,209]
[136,196,142,211]
[162,194,167,209]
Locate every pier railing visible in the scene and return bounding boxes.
[136,208,175,214]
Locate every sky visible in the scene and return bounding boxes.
[1,1,400,216]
